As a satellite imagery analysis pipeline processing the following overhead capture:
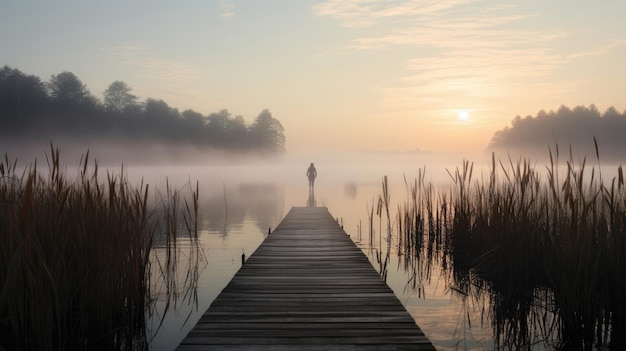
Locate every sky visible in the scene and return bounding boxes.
[2,0,625,158]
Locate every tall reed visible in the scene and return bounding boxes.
[0,146,200,351]
[386,145,625,349]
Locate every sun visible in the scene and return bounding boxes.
[457,110,470,121]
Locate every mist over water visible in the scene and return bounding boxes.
[108,150,469,350]
[117,149,490,350]
[4,142,624,350]
[118,150,471,187]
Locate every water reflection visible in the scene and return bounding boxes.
[344,182,357,199]
[201,183,284,236]
[375,160,626,350]
[307,187,316,207]
[150,172,548,351]
[383,186,566,350]
[147,181,285,350]
[146,161,626,351]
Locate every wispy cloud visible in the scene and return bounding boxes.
[312,0,624,117]
[219,0,236,19]
[101,45,207,108]
[566,39,626,60]
[102,45,203,84]
[312,0,479,28]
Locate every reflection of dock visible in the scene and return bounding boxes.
[176,207,435,350]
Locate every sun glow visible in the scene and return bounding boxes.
[458,110,470,121]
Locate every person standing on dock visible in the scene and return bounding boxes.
[307,162,317,191]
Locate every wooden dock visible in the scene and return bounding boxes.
[176,206,435,350]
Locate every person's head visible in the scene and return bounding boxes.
[310,162,314,167]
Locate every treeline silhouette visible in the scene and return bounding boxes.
[488,104,626,162]
[0,65,285,154]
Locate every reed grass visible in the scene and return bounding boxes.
[384,143,625,349]
[0,145,199,351]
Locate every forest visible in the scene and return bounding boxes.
[488,104,626,162]
[0,65,286,156]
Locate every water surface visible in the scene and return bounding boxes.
[132,163,491,351]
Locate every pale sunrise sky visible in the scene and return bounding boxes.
[2,0,625,157]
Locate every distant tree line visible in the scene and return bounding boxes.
[488,104,626,162]
[0,65,285,154]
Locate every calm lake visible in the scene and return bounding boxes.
[5,150,620,349]
[125,157,498,351]
[128,153,625,351]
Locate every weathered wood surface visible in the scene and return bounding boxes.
[177,206,435,350]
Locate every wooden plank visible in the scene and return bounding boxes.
[176,207,435,350]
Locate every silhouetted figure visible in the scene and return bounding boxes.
[306,162,317,191]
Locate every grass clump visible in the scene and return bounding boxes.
[0,146,199,350]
